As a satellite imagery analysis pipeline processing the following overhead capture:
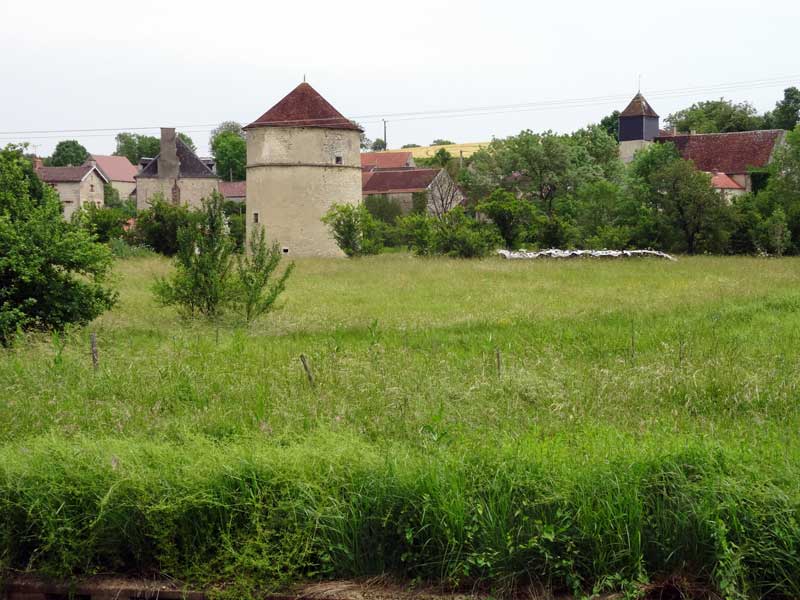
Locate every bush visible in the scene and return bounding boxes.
[128,194,197,255]
[321,203,381,257]
[234,225,295,322]
[364,195,403,224]
[0,145,117,344]
[221,201,246,252]
[401,208,500,258]
[476,189,533,249]
[72,203,128,243]
[153,192,234,318]
[433,206,501,258]
[399,212,434,256]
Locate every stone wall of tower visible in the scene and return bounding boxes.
[245,126,362,257]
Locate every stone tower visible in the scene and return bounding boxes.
[618,92,660,163]
[244,83,363,257]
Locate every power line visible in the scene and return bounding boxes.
[0,74,797,141]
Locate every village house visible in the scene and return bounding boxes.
[135,127,219,210]
[86,154,137,199]
[361,167,464,216]
[34,158,107,220]
[245,82,363,257]
[618,93,786,194]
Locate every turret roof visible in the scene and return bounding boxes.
[245,82,362,131]
[620,93,659,118]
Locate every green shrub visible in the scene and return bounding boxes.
[401,208,500,258]
[72,203,128,243]
[321,203,381,257]
[0,145,117,344]
[129,195,197,255]
[153,192,234,318]
[432,207,501,258]
[399,212,434,256]
[234,225,294,323]
[476,189,533,248]
[411,191,428,214]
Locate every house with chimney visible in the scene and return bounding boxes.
[85,154,137,199]
[34,158,108,220]
[135,128,219,210]
[618,92,786,194]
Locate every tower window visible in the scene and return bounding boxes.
[282,247,289,254]
[253,211,259,224]
[335,155,343,165]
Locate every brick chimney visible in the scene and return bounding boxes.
[158,127,179,179]
[32,157,43,171]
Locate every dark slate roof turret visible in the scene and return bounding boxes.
[620,93,659,118]
[245,82,362,131]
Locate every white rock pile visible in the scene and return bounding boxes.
[497,248,676,261]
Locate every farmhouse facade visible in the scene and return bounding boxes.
[34,159,107,220]
[618,93,785,194]
[135,128,219,210]
[245,82,363,257]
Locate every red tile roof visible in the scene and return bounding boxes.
[656,130,784,174]
[245,82,361,131]
[89,154,137,183]
[361,151,413,170]
[620,93,659,118]
[710,172,744,190]
[361,168,440,194]
[37,165,107,184]
[219,180,246,198]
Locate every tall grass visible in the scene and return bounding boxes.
[2,255,800,597]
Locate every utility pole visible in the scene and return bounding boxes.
[382,119,387,149]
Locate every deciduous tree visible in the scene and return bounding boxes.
[47,140,89,166]
[0,145,116,343]
[211,131,246,181]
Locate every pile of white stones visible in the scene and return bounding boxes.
[497,248,677,261]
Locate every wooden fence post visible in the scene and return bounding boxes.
[90,333,99,370]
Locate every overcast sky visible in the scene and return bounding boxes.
[1,0,798,157]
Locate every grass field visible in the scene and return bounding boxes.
[2,254,800,598]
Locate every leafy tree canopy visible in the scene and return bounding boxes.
[114,133,160,165]
[47,140,89,167]
[401,143,421,148]
[0,144,116,343]
[370,138,387,152]
[432,139,454,146]
[211,131,246,181]
[599,110,620,141]
[209,121,244,148]
[765,87,800,131]
[665,98,765,133]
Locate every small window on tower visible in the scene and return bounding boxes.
[282,247,289,254]
[253,212,259,224]
[335,155,343,165]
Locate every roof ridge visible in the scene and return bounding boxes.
[659,129,785,137]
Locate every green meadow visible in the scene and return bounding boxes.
[2,254,800,598]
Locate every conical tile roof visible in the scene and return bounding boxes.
[620,93,659,118]
[245,82,361,131]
